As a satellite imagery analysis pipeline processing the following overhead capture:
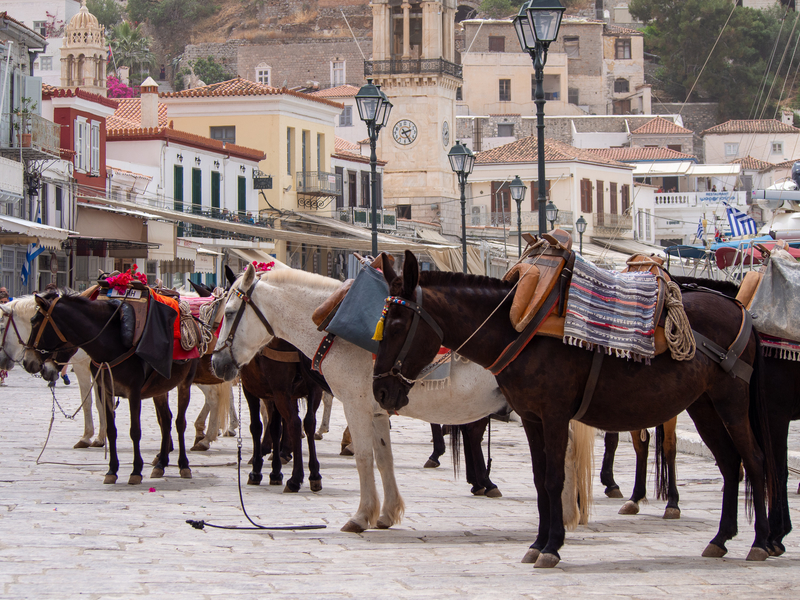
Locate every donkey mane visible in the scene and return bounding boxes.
[419,270,513,292]
[263,268,343,293]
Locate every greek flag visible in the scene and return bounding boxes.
[696,218,704,242]
[20,205,44,287]
[724,203,758,238]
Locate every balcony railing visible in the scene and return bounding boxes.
[471,209,574,230]
[338,206,397,231]
[296,170,342,196]
[593,213,633,230]
[654,191,746,207]
[0,114,62,160]
[365,58,463,79]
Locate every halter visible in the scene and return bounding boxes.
[1,309,26,357]
[30,294,69,352]
[216,280,275,362]
[372,286,444,387]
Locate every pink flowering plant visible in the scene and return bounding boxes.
[106,264,148,294]
[107,75,135,99]
[252,260,275,273]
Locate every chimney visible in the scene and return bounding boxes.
[140,76,159,129]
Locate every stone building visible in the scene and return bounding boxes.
[59,0,106,97]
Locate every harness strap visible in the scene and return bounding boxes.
[573,348,605,420]
[313,333,336,373]
[33,295,68,348]
[692,306,754,382]
[1,311,25,350]
[261,344,301,363]
[91,346,137,370]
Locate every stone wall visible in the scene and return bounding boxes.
[652,102,719,162]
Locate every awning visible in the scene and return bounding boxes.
[426,246,485,275]
[0,215,75,249]
[147,220,175,261]
[194,252,215,274]
[416,228,451,244]
[76,204,145,242]
[688,164,741,177]
[632,161,694,177]
[591,237,666,258]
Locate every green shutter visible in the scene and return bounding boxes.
[238,176,247,216]
[174,166,183,212]
[192,168,202,214]
[211,171,221,213]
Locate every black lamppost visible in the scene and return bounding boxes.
[356,78,393,257]
[509,175,527,257]
[514,0,565,237]
[448,141,475,273]
[576,215,587,254]
[545,200,559,230]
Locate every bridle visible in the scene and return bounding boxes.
[215,280,275,364]
[1,308,27,358]
[372,286,443,387]
[30,294,69,352]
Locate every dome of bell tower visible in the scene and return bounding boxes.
[68,0,101,31]
[60,0,107,96]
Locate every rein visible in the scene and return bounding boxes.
[1,310,26,362]
[216,281,275,362]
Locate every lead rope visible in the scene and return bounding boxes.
[661,278,696,361]
[185,379,326,532]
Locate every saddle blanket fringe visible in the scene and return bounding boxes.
[419,348,452,390]
[563,255,658,362]
[760,334,800,361]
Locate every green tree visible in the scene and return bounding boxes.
[126,0,220,55]
[629,0,796,121]
[108,21,156,86]
[190,56,235,85]
[479,0,524,19]
[86,0,122,31]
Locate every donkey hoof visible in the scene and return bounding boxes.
[618,500,640,515]
[310,479,322,492]
[746,547,769,562]
[424,459,440,468]
[151,455,160,466]
[269,476,282,485]
[103,474,117,484]
[314,432,324,441]
[663,507,681,520]
[521,548,540,563]
[280,456,292,465]
[128,475,143,485]
[471,487,486,496]
[283,484,299,493]
[151,467,165,479]
[534,553,560,569]
[771,542,786,557]
[376,517,392,529]
[73,440,91,449]
[247,473,262,485]
[190,443,209,452]
[605,487,624,499]
[702,543,727,558]
[179,468,192,479]
[341,520,365,533]
[340,445,354,456]
[90,440,105,448]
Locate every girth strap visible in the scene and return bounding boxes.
[573,348,605,421]
[692,306,754,383]
[313,333,336,373]
[261,344,301,363]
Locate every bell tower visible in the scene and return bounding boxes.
[60,0,107,96]
[368,0,461,230]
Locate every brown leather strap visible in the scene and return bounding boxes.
[33,295,68,349]
[573,348,604,420]
[313,333,336,373]
[692,305,753,383]
[261,345,300,363]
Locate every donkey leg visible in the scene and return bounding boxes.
[339,402,382,532]
[284,398,306,493]
[102,385,120,484]
[600,432,623,498]
[426,424,445,468]
[619,429,649,515]
[243,389,264,485]
[128,395,144,485]
[519,418,552,565]
[150,394,172,478]
[74,363,94,448]
[372,411,404,529]
[175,377,192,479]
[536,418,571,568]
[92,374,107,447]
[305,387,323,492]
[463,418,500,497]
[314,390,333,440]
[193,397,210,449]
[267,403,284,486]
[767,417,790,555]
[661,419,681,520]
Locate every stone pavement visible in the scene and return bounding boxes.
[1,367,799,599]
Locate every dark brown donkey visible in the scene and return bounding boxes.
[372,251,774,568]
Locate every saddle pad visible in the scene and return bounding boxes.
[749,255,800,341]
[760,333,800,361]
[325,263,389,354]
[564,255,658,361]
[181,295,215,319]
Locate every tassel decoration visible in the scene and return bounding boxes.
[372,301,391,342]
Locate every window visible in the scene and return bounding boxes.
[211,171,220,212]
[40,56,53,70]
[301,130,309,173]
[361,171,371,208]
[772,141,784,154]
[497,123,514,137]
[174,166,184,213]
[90,121,100,176]
[317,133,324,172]
[74,117,89,172]
[33,21,46,37]
[613,99,631,114]
[397,205,412,219]
[456,87,463,101]
[488,36,505,52]
[192,168,202,214]
[725,143,739,157]
[210,126,235,145]
[667,144,682,152]
[255,64,271,86]
[332,60,345,86]
[287,127,294,175]
[563,36,580,58]
[610,182,618,214]
[596,180,605,217]
[614,78,629,94]
[645,208,652,239]
[615,38,632,59]
[580,179,592,212]
[531,180,551,211]
[238,176,247,216]
[568,87,579,105]
[499,79,511,102]
[339,105,353,127]
[621,184,630,214]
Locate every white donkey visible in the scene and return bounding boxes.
[212,265,593,533]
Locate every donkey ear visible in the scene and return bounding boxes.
[34,293,49,310]
[241,263,256,290]
[380,252,397,284]
[402,250,419,298]
[225,264,237,287]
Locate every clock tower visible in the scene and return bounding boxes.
[368,0,461,230]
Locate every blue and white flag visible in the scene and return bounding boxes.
[724,203,758,238]
[20,204,45,287]
[696,218,704,242]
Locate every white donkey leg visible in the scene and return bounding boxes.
[372,411,404,529]
[72,360,94,449]
[224,386,239,436]
[314,391,333,440]
[194,398,210,447]
[340,399,381,533]
[191,384,217,451]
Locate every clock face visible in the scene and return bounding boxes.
[392,119,418,145]
[442,121,450,147]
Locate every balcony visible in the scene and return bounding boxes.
[470,209,574,232]
[654,191,746,207]
[0,114,63,161]
[338,206,397,231]
[296,170,342,210]
[593,213,633,230]
[365,58,463,79]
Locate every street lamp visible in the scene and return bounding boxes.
[575,215,587,254]
[514,0,565,237]
[356,78,393,257]
[509,175,527,257]
[448,141,475,273]
[545,200,559,230]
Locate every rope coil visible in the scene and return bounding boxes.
[663,279,696,361]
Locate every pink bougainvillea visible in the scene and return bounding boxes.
[106,264,148,294]
[252,260,275,273]
[107,75,135,99]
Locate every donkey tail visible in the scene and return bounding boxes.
[571,420,595,526]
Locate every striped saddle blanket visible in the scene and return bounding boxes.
[563,255,658,362]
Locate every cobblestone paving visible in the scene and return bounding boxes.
[0,367,798,599]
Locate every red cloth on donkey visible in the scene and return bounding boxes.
[151,291,200,360]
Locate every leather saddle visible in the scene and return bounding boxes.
[312,253,395,329]
[96,278,150,349]
[504,229,573,332]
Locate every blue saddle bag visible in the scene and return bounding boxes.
[325,262,389,353]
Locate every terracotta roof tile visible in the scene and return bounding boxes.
[311,84,360,98]
[475,137,631,168]
[730,156,773,171]
[42,84,119,109]
[106,126,265,162]
[334,137,360,152]
[107,98,168,129]
[630,116,693,135]
[702,119,800,135]
[161,77,343,109]
[761,159,797,172]
[586,147,697,162]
